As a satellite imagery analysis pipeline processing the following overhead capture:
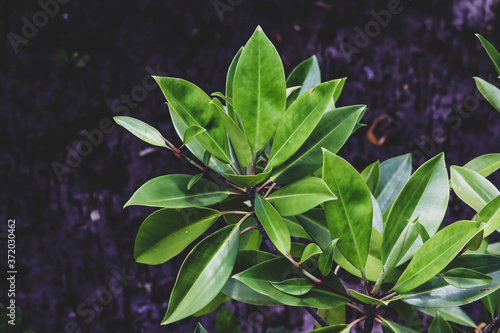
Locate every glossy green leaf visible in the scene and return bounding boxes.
[428,313,452,333]
[286,86,301,98]
[215,308,239,333]
[464,153,500,177]
[381,321,418,333]
[255,194,291,255]
[477,34,500,76]
[134,207,220,265]
[267,177,337,216]
[221,250,280,305]
[210,99,253,167]
[394,221,485,294]
[114,116,166,147]
[271,105,365,183]
[283,216,313,240]
[286,55,321,105]
[125,174,230,208]
[402,254,500,309]
[318,239,339,277]
[391,301,422,332]
[182,125,206,148]
[309,325,350,333]
[451,165,499,212]
[299,243,322,264]
[441,268,492,289]
[193,292,228,317]
[226,47,243,122]
[317,307,346,328]
[375,154,412,215]
[296,209,333,249]
[466,230,484,251]
[268,80,339,168]
[383,217,420,272]
[239,218,261,251]
[371,193,384,233]
[416,306,476,328]
[187,173,204,190]
[348,289,389,306]
[168,105,233,175]
[322,150,373,270]
[475,76,500,113]
[223,169,272,188]
[233,258,349,309]
[290,242,307,258]
[162,225,239,324]
[382,154,449,265]
[482,289,499,317]
[194,323,208,333]
[233,26,286,151]
[361,161,381,194]
[154,77,231,163]
[270,278,313,296]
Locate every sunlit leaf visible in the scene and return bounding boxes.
[114,116,166,147]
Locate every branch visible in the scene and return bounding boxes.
[304,307,328,328]
[482,314,500,333]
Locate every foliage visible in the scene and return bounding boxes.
[115,27,500,332]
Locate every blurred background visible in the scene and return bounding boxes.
[1,0,500,332]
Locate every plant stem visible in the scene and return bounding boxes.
[240,225,259,235]
[364,305,376,333]
[482,314,500,333]
[256,178,272,192]
[304,307,328,328]
[263,182,277,198]
[219,211,253,216]
[349,316,367,329]
[346,303,366,315]
[371,265,389,296]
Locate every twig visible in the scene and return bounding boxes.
[264,182,277,198]
[304,307,329,328]
[240,225,259,235]
[482,313,500,333]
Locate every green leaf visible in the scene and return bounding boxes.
[162,225,240,324]
[134,207,220,265]
[309,325,350,333]
[193,292,228,317]
[267,177,337,216]
[271,105,365,184]
[371,193,384,233]
[188,173,204,190]
[391,301,422,332]
[383,217,420,271]
[226,47,243,122]
[475,76,500,113]
[477,34,500,76]
[382,154,449,265]
[296,209,333,249]
[348,289,390,305]
[168,105,233,175]
[317,307,346,328]
[215,308,239,333]
[219,196,252,225]
[125,174,230,208]
[283,216,313,240]
[114,116,166,147]
[270,278,313,296]
[239,218,261,251]
[361,161,381,194]
[233,26,286,151]
[441,268,492,289]
[194,323,208,333]
[394,221,485,294]
[482,289,499,317]
[223,169,272,188]
[451,165,499,212]
[286,55,321,106]
[322,150,373,270]
[401,254,500,307]
[299,243,322,264]
[428,313,452,333]
[182,125,207,148]
[268,80,340,168]
[232,258,349,309]
[154,77,232,163]
[375,154,412,215]
[464,153,500,177]
[286,86,301,98]
[254,194,291,255]
[381,321,418,333]
[318,239,339,277]
[416,306,476,328]
[210,99,253,167]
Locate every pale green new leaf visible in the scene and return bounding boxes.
[318,239,339,277]
[475,76,500,113]
[187,173,204,190]
[233,26,286,151]
[254,194,291,255]
[450,165,499,212]
[114,116,166,147]
[270,278,313,296]
[464,153,500,177]
[162,225,239,324]
[226,47,243,122]
[322,150,373,270]
[182,125,206,148]
[477,34,500,76]
[125,174,230,208]
[375,154,412,216]
[223,169,272,188]
[268,80,339,168]
[299,243,322,264]
[267,177,337,216]
[348,289,390,306]
[394,221,485,294]
[134,207,219,265]
[442,268,492,289]
[480,195,500,237]
[361,161,381,194]
[381,321,418,333]
[286,55,321,106]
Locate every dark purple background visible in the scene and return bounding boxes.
[1,0,500,332]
